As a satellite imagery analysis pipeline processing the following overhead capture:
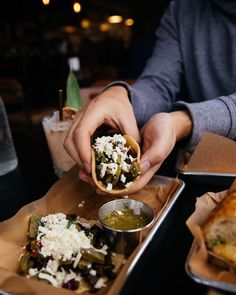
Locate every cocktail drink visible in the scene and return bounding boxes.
[42,110,75,177]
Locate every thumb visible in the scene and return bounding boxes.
[140,142,165,174]
[140,128,172,174]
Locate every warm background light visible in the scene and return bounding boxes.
[81,19,90,29]
[42,0,50,5]
[63,25,76,34]
[99,23,109,32]
[125,18,134,26]
[108,15,123,24]
[73,2,81,13]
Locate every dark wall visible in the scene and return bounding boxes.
[0,0,170,107]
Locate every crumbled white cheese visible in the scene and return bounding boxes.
[129,155,136,162]
[112,151,118,163]
[45,259,59,276]
[104,142,113,157]
[120,161,130,173]
[115,146,127,161]
[39,222,92,261]
[96,244,108,255]
[37,214,101,262]
[87,263,92,269]
[90,269,96,276]
[26,213,109,290]
[77,218,94,229]
[38,272,58,287]
[94,277,106,289]
[64,269,81,283]
[125,182,133,188]
[73,252,82,268]
[120,174,126,183]
[55,269,66,285]
[100,163,108,178]
[106,183,113,191]
[93,134,130,176]
[29,268,39,277]
[107,163,118,175]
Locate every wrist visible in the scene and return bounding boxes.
[103,85,130,103]
[170,110,192,141]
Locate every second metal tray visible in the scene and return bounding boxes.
[185,240,236,293]
[176,149,236,186]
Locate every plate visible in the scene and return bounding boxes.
[185,240,236,293]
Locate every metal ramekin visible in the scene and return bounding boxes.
[98,199,155,255]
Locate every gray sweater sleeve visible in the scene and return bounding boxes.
[103,81,236,151]
[130,2,182,127]
[102,1,236,152]
[103,2,182,127]
[174,94,236,150]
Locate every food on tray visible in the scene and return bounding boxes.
[19,213,124,293]
[91,134,141,194]
[103,207,150,230]
[202,190,236,270]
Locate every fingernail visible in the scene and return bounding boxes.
[83,162,91,174]
[140,160,151,174]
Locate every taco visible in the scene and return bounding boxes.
[91,134,141,194]
[19,213,124,293]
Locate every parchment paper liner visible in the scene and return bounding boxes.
[180,132,236,174]
[0,166,180,295]
[186,178,236,286]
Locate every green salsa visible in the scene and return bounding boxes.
[103,208,150,230]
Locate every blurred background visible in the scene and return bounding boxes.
[0,0,170,127]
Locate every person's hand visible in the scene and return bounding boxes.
[64,85,140,181]
[127,111,192,193]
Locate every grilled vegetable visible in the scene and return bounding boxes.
[81,248,105,264]
[28,215,41,239]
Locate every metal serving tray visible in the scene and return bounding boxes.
[0,171,185,295]
[176,150,236,186]
[121,175,185,286]
[185,240,236,293]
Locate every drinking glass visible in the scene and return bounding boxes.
[42,110,75,177]
[0,97,18,176]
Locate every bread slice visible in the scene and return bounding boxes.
[202,190,236,269]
